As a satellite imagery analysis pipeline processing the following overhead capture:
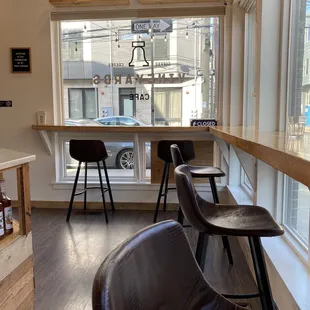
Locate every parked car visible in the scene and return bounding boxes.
[94,116,150,126]
[65,119,150,170]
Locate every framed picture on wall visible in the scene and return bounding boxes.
[11,48,31,73]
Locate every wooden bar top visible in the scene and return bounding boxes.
[32,125,210,133]
[210,126,310,188]
[0,148,36,172]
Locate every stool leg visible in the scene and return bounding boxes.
[249,237,275,310]
[103,160,115,212]
[66,161,81,222]
[209,177,234,265]
[195,232,209,272]
[163,162,170,212]
[154,162,168,223]
[84,163,87,210]
[97,162,108,224]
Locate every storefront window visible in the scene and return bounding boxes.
[61,17,219,126]
[285,0,310,249]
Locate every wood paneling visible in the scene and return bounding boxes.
[138,0,224,7]
[32,125,209,134]
[0,221,20,253]
[49,0,129,7]
[0,256,34,310]
[151,141,214,183]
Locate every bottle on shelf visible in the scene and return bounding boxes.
[0,175,13,235]
[0,201,4,240]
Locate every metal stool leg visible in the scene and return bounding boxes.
[195,232,209,272]
[84,162,87,210]
[163,163,170,212]
[209,177,234,265]
[103,160,115,212]
[66,161,81,222]
[249,237,275,310]
[154,162,168,223]
[97,162,109,224]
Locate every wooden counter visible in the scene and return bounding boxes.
[0,149,36,310]
[210,126,310,188]
[32,124,209,133]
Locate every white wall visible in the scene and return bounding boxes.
[0,0,56,200]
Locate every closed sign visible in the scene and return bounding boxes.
[190,119,217,127]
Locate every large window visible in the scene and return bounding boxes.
[285,0,310,252]
[60,17,219,127]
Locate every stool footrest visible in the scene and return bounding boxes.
[222,293,260,299]
[75,186,108,196]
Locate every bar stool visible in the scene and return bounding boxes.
[174,164,284,310]
[170,143,233,265]
[92,220,246,310]
[66,140,115,223]
[153,140,195,223]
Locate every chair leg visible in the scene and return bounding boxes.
[248,237,275,310]
[97,162,109,224]
[66,162,81,222]
[153,162,168,223]
[177,206,184,226]
[209,177,234,265]
[163,162,170,212]
[103,160,115,212]
[84,162,87,210]
[195,232,209,272]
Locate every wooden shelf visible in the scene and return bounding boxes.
[0,220,20,254]
[32,124,209,133]
[49,0,129,7]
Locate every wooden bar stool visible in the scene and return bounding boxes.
[174,164,284,310]
[170,143,233,265]
[153,140,195,223]
[66,140,115,223]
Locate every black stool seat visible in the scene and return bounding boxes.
[188,165,226,178]
[198,200,284,237]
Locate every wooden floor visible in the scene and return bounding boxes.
[31,208,261,310]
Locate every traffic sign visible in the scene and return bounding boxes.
[190,119,217,127]
[131,19,173,34]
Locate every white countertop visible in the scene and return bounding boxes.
[0,148,36,171]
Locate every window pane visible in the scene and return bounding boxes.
[61,17,219,127]
[284,177,310,247]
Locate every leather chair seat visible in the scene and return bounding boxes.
[198,197,284,237]
[188,165,226,178]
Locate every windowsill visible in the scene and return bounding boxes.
[228,185,310,310]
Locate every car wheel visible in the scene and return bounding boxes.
[117,149,134,169]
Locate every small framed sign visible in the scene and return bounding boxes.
[190,119,217,127]
[11,48,31,73]
[0,101,12,107]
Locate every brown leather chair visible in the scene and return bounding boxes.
[67,140,115,223]
[170,143,233,265]
[92,220,246,310]
[174,164,284,310]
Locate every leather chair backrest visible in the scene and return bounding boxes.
[157,140,195,163]
[174,164,215,232]
[170,144,185,168]
[92,220,221,310]
[69,140,108,162]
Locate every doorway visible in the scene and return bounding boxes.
[119,88,136,117]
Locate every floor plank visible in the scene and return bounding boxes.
[31,208,261,310]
